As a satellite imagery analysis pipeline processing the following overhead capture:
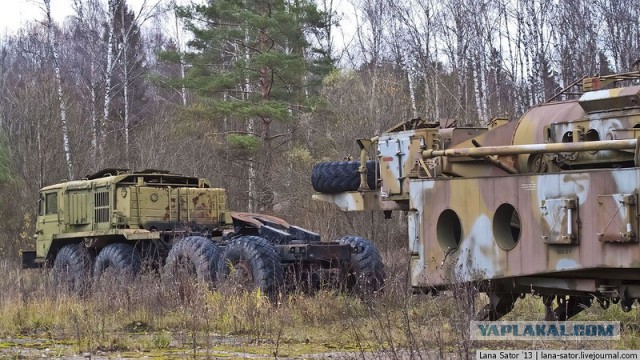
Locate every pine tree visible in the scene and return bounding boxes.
[178,0,331,211]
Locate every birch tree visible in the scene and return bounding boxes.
[552,0,599,88]
[71,0,105,163]
[114,1,149,167]
[439,0,473,122]
[99,0,118,165]
[44,0,74,180]
[398,0,441,120]
[597,0,640,73]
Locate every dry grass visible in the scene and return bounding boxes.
[0,253,639,359]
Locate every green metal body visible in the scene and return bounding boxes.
[34,169,231,262]
[26,169,351,273]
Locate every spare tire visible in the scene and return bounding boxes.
[311,160,378,194]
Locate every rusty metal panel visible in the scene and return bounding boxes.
[136,187,169,226]
[183,188,225,223]
[540,198,579,245]
[409,168,640,289]
[579,86,640,113]
[597,193,638,243]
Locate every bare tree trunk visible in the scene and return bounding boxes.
[515,0,527,113]
[406,59,418,118]
[319,0,335,57]
[37,112,43,189]
[244,25,255,212]
[44,0,73,180]
[100,0,118,164]
[433,46,440,121]
[258,9,274,211]
[473,56,484,124]
[173,3,187,106]
[90,57,98,162]
[120,4,130,168]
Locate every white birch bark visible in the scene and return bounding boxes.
[44,0,73,180]
[100,0,118,164]
[516,0,527,112]
[433,45,439,121]
[90,58,98,161]
[173,4,187,106]
[244,25,255,212]
[120,4,130,167]
[407,61,418,118]
[473,56,484,124]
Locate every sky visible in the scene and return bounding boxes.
[0,0,158,35]
[0,0,356,34]
[2,1,79,34]
[0,0,358,64]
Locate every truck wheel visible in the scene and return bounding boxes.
[93,243,142,281]
[135,240,162,271]
[338,236,385,295]
[217,236,283,299]
[311,160,378,194]
[52,244,94,294]
[164,236,221,283]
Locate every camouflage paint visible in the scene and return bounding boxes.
[315,75,640,305]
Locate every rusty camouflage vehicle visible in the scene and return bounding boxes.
[312,71,640,320]
[22,169,384,297]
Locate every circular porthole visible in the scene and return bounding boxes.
[437,209,462,252]
[585,129,600,141]
[493,203,521,250]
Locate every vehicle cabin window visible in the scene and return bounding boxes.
[45,192,58,215]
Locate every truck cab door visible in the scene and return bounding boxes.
[35,191,60,258]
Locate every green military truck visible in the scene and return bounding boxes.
[23,168,384,297]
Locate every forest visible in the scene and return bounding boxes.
[2,0,640,357]
[1,0,640,259]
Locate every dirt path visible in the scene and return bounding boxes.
[0,336,449,359]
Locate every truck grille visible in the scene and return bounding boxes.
[94,191,110,223]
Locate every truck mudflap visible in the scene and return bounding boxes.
[21,250,41,269]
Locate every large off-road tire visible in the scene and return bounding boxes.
[311,160,378,194]
[338,235,385,295]
[135,240,163,271]
[93,243,142,281]
[52,244,94,294]
[164,236,221,283]
[217,236,283,299]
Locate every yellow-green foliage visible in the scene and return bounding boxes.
[1,261,640,357]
